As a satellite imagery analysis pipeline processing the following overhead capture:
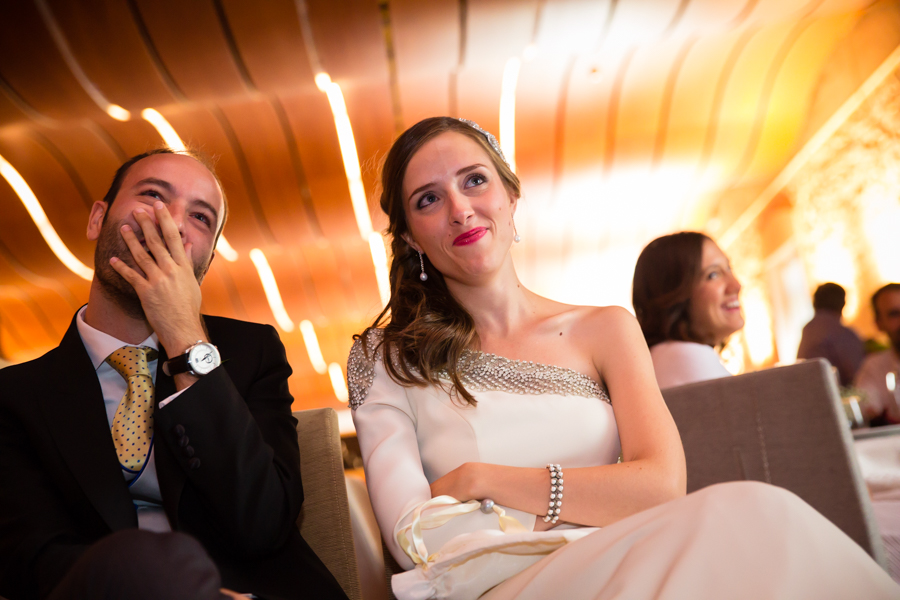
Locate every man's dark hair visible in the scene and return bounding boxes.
[872,283,900,320]
[102,147,228,244]
[813,283,846,312]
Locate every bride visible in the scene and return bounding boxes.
[348,117,897,599]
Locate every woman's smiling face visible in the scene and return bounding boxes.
[401,131,517,284]
[689,239,744,346]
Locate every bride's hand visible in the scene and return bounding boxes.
[430,462,484,501]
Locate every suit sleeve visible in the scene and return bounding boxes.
[0,402,90,599]
[154,324,303,558]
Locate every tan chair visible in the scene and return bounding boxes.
[346,473,392,600]
[294,408,362,600]
[662,358,888,568]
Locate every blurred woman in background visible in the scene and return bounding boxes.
[632,232,743,389]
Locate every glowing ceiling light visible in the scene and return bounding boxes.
[141,108,186,152]
[299,320,328,374]
[316,72,373,239]
[862,194,900,282]
[742,286,774,367]
[249,248,294,332]
[720,44,900,250]
[215,236,238,262]
[368,232,391,306]
[0,154,93,280]
[328,362,349,403]
[808,227,859,318]
[523,44,538,62]
[315,72,332,91]
[499,57,521,173]
[35,0,131,124]
[106,104,131,121]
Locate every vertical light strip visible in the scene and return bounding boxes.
[316,73,374,239]
[328,362,349,403]
[299,319,328,374]
[499,57,521,173]
[141,109,186,152]
[215,236,238,262]
[34,0,131,121]
[0,154,93,280]
[141,108,237,260]
[249,248,295,332]
[368,232,391,305]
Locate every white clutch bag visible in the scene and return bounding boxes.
[392,495,596,600]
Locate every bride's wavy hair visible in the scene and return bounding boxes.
[360,116,521,405]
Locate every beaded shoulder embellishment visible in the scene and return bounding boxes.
[347,328,611,409]
[438,351,610,403]
[347,330,383,410]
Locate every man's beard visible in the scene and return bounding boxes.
[93,217,211,321]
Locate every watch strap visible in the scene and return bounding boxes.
[163,340,209,377]
[163,352,192,377]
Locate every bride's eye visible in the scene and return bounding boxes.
[416,192,438,209]
[465,174,486,188]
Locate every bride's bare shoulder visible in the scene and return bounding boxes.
[529,295,639,343]
[571,304,643,343]
[547,301,635,325]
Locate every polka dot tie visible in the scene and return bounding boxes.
[106,346,158,472]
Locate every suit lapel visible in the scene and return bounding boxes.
[153,346,186,527]
[40,315,137,531]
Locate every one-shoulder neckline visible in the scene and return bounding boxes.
[462,348,605,390]
[443,348,611,403]
[348,329,611,407]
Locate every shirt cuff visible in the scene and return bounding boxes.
[158,386,190,408]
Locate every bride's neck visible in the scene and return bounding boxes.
[446,264,536,339]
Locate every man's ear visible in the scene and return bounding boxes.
[86,201,108,241]
[401,232,422,254]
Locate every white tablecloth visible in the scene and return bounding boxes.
[854,433,900,583]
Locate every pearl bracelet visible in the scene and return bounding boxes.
[543,463,563,523]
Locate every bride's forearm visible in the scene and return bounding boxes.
[469,460,684,528]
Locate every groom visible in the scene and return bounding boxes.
[0,149,347,600]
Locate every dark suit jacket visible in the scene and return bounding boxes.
[0,313,347,600]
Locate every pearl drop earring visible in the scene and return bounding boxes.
[418,252,428,281]
[513,222,521,243]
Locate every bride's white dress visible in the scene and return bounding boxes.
[349,331,898,599]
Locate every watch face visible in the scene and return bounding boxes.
[188,343,220,375]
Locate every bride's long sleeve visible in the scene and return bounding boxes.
[349,333,533,570]
[351,352,430,570]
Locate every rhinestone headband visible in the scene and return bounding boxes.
[458,118,511,169]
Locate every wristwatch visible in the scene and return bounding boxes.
[163,340,221,377]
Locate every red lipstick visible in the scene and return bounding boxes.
[453,227,487,246]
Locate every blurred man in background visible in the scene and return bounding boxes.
[854,283,900,426]
[797,283,865,387]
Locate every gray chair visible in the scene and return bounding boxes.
[662,358,887,567]
[294,408,362,600]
